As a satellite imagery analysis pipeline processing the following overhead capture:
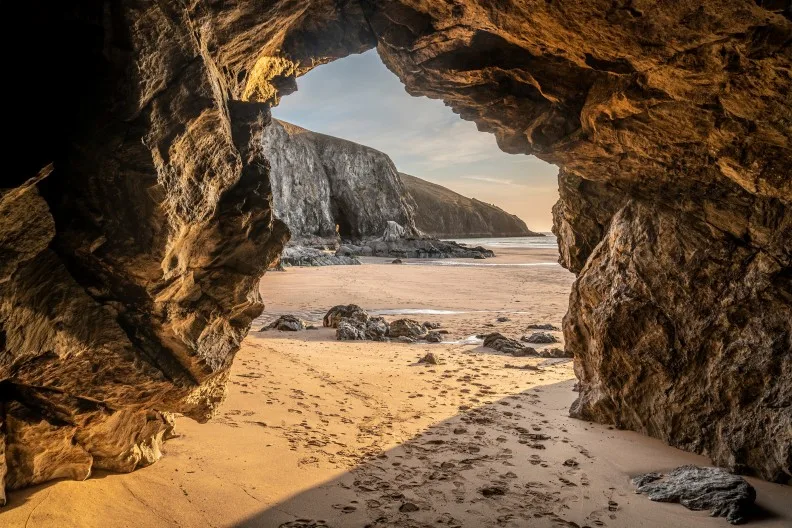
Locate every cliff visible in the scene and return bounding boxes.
[261,119,417,244]
[399,172,541,238]
[1,0,790,501]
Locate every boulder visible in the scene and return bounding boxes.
[323,304,369,328]
[364,317,390,341]
[425,332,443,343]
[522,332,558,344]
[539,347,573,359]
[632,466,756,525]
[336,321,365,341]
[483,333,537,357]
[418,352,440,365]
[261,315,305,332]
[382,220,406,241]
[389,319,427,339]
[526,323,559,331]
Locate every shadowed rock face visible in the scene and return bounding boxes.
[1,0,790,500]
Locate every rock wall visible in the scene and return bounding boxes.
[261,119,417,243]
[400,173,541,238]
[1,0,790,499]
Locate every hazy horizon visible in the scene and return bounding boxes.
[272,50,559,232]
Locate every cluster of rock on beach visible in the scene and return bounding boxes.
[260,305,572,359]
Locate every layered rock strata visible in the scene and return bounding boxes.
[2,0,790,498]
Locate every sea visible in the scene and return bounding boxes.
[443,233,558,249]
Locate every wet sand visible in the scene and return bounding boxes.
[2,247,790,527]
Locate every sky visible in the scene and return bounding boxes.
[272,50,559,232]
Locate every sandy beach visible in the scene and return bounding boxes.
[2,246,790,527]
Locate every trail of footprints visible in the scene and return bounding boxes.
[227,343,621,528]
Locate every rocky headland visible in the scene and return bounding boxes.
[399,172,541,238]
[262,119,534,262]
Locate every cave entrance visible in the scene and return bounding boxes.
[331,200,355,240]
[247,47,581,523]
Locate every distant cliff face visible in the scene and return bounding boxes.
[400,173,540,238]
[261,119,417,243]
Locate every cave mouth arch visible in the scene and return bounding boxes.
[0,0,789,505]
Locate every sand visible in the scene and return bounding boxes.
[2,248,790,527]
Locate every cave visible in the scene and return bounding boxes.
[332,201,356,240]
[1,0,790,510]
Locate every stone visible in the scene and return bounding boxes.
[483,333,537,357]
[522,332,558,344]
[323,304,369,328]
[422,321,441,330]
[418,353,440,365]
[526,324,559,331]
[539,347,573,359]
[363,317,390,341]
[496,316,510,323]
[391,258,403,264]
[632,466,756,525]
[382,220,406,242]
[336,321,365,341]
[425,332,443,343]
[262,315,305,332]
[280,245,361,267]
[389,319,427,339]
[399,502,420,513]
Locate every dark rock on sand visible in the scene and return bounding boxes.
[363,317,389,341]
[483,333,537,357]
[391,259,402,264]
[389,319,427,339]
[323,304,369,328]
[539,347,573,359]
[526,323,559,331]
[278,245,361,267]
[422,321,441,330]
[336,321,365,341]
[418,352,440,365]
[261,315,305,332]
[496,316,510,323]
[425,332,443,343]
[522,332,558,344]
[632,466,756,525]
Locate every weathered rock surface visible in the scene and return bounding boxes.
[2,0,790,497]
[389,319,427,339]
[337,237,495,260]
[632,466,756,524]
[400,173,541,238]
[323,305,369,328]
[262,315,305,332]
[279,245,361,267]
[522,332,559,344]
[483,333,537,357]
[261,119,417,244]
[336,321,365,341]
